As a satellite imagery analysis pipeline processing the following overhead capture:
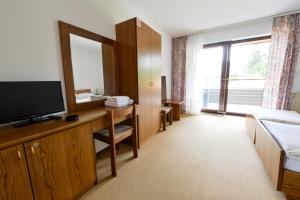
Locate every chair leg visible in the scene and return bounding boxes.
[169,110,173,125]
[132,131,138,158]
[162,112,166,131]
[160,113,163,131]
[110,143,117,176]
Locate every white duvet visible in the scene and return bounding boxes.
[261,120,300,160]
[251,108,300,125]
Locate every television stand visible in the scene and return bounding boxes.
[13,116,51,128]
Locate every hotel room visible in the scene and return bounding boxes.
[1,0,300,200]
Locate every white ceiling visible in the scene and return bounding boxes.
[126,0,300,37]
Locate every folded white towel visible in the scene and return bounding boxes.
[128,99,134,104]
[104,96,134,107]
[105,101,128,107]
[106,99,130,104]
[76,93,92,99]
[107,96,129,100]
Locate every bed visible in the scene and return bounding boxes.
[261,120,300,173]
[245,109,300,143]
[75,89,105,103]
[245,109,300,200]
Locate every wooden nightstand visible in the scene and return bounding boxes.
[162,99,184,120]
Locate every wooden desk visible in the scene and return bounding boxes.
[0,105,138,200]
[162,99,184,120]
[0,105,139,150]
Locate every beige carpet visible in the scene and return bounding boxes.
[80,114,286,200]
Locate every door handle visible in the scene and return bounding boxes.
[30,142,39,155]
[30,146,35,155]
[17,150,22,159]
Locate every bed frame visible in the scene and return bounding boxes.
[75,89,92,94]
[245,115,300,200]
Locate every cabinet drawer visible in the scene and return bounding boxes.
[92,117,107,132]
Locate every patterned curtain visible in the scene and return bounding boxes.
[171,36,187,102]
[263,13,300,110]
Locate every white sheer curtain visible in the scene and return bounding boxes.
[185,34,205,114]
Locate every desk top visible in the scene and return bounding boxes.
[162,99,184,104]
[0,105,138,150]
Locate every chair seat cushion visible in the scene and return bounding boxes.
[161,106,172,112]
[94,125,133,137]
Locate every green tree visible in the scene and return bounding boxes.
[244,50,268,78]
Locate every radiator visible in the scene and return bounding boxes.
[291,92,300,113]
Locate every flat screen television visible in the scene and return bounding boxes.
[0,81,65,125]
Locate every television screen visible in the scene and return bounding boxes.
[0,81,65,124]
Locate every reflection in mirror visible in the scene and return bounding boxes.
[70,34,112,104]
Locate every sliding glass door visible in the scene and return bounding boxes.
[201,36,271,115]
[227,40,270,114]
[201,47,224,111]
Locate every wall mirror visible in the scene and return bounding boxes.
[59,21,117,112]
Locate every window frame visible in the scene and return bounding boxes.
[201,35,271,116]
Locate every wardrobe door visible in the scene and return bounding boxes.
[137,20,153,143]
[116,19,139,101]
[150,30,162,134]
[0,144,34,200]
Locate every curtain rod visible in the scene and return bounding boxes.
[176,8,300,38]
[274,9,300,17]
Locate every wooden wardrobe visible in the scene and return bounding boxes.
[116,18,161,144]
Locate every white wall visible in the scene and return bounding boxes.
[0,0,172,152]
[201,18,273,44]
[0,0,172,100]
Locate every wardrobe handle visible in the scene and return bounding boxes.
[149,81,154,86]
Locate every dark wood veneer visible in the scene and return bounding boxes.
[116,18,162,144]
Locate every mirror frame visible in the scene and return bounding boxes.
[59,21,117,112]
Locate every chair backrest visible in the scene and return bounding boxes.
[106,105,136,125]
[161,76,167,100]
[106,105,137,138]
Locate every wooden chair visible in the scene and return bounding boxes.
[161,106,173,131]
[94,105,138,176]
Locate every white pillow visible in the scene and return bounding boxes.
[76,93,92,99]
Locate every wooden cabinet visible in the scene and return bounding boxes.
[24,123,96,200]
[116,18,161,144]
[0,108,115,199]
[0,144,34,200]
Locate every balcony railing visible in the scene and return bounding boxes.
[203,88,264,107]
